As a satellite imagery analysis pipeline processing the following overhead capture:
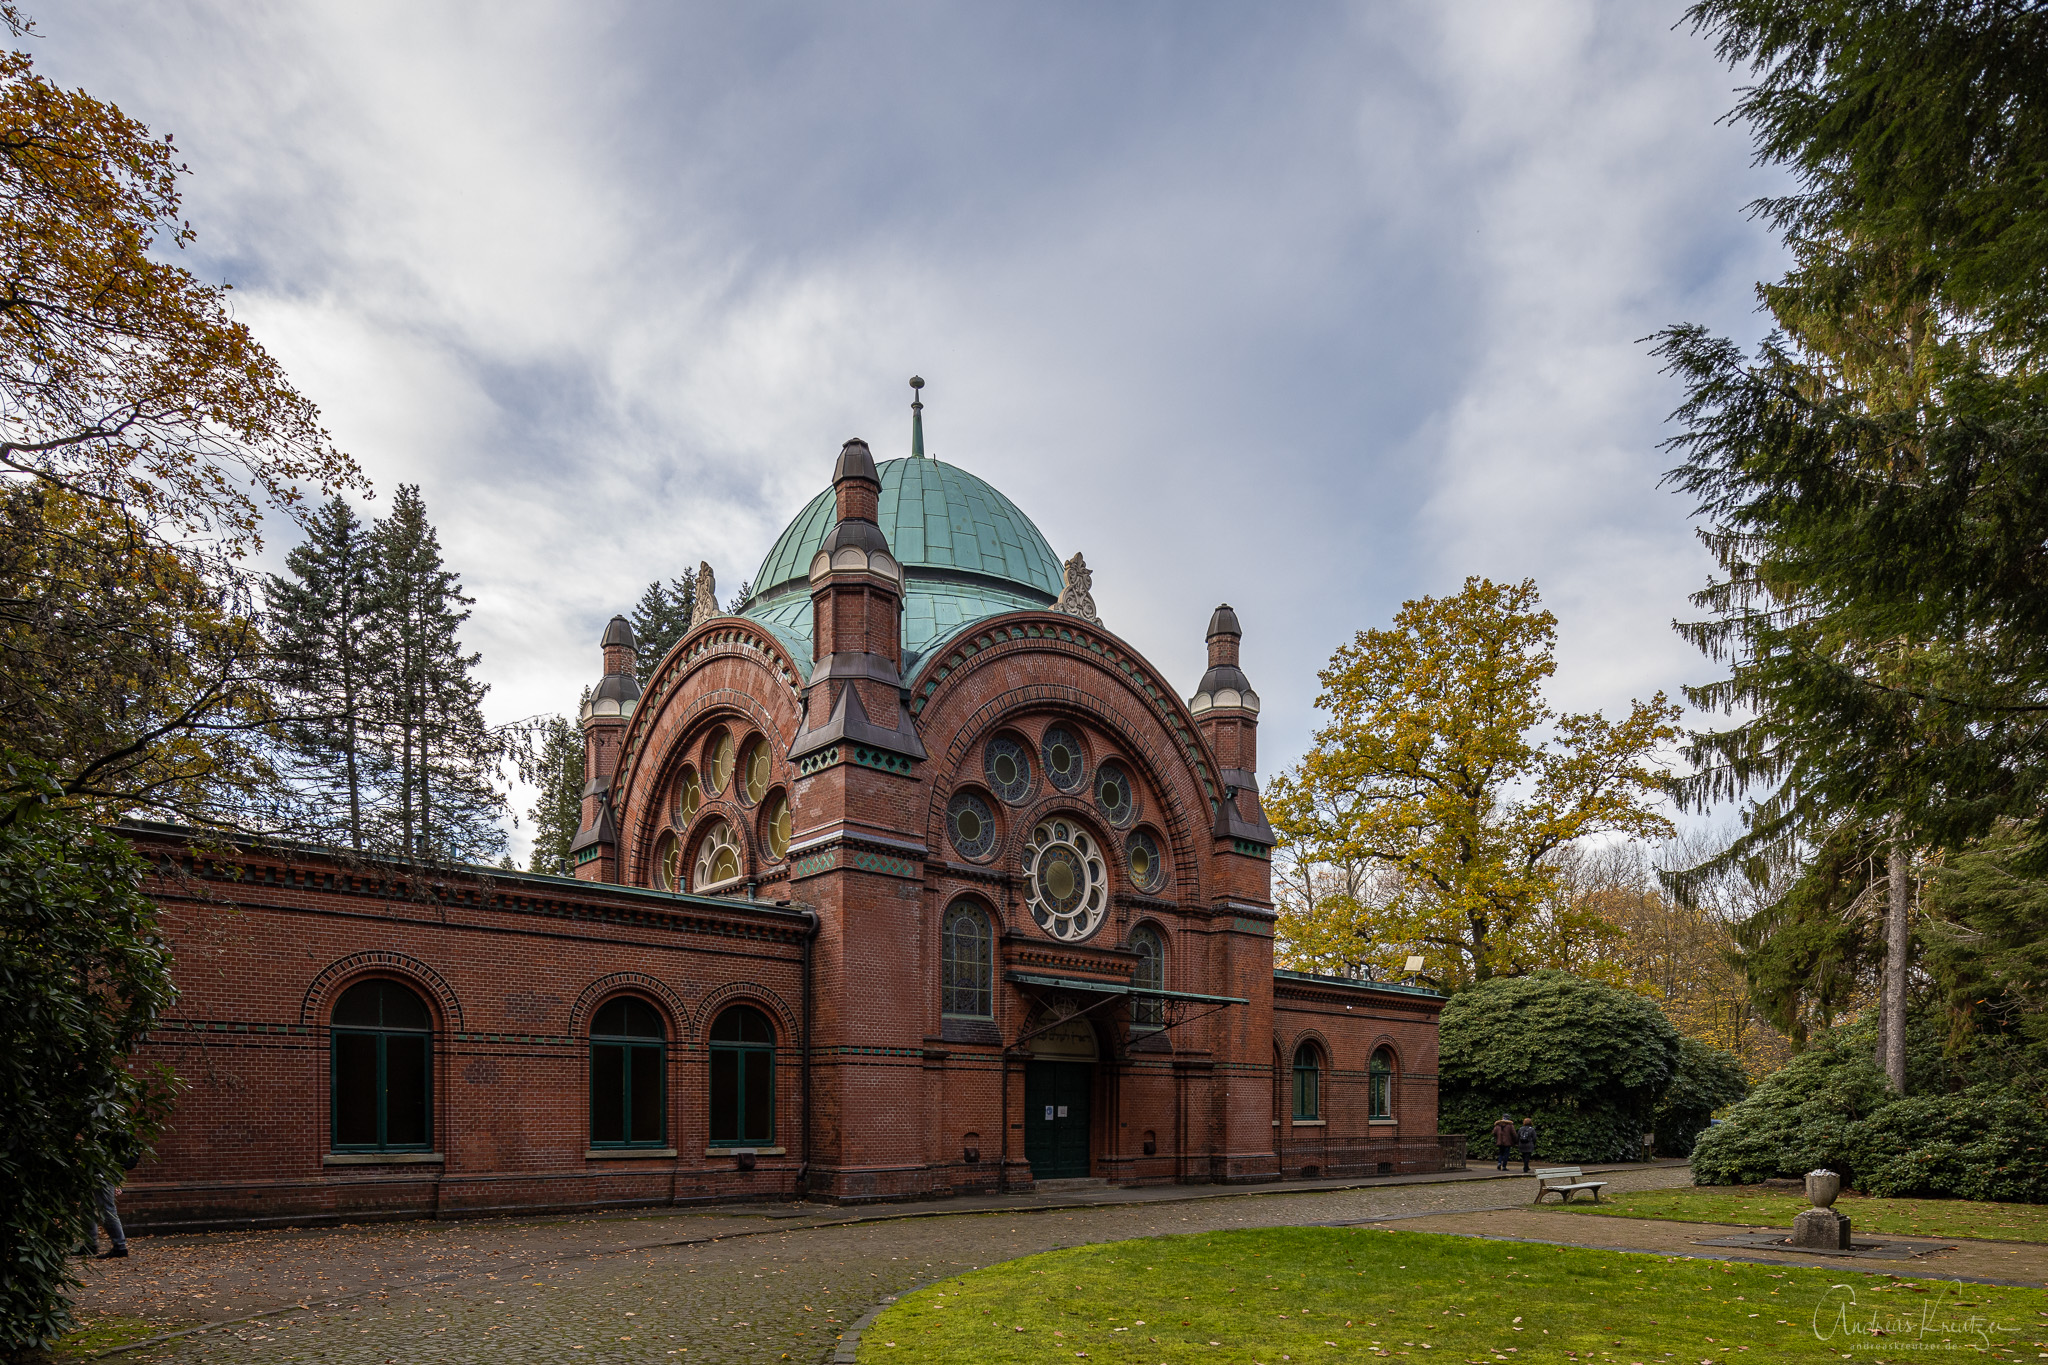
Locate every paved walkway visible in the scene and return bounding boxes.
[68,1161,1692,1362]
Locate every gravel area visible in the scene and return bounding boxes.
[70,1164,1695,1363]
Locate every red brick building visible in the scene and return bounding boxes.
[123,421,1457,1230]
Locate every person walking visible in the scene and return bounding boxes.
[1516,1117,1538,1174]
[1490,1114,1516,1170]
[87,1137,140,1259]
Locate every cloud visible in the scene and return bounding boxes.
[39,0,1786,858]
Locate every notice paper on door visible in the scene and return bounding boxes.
[1044,1106,1054,1119]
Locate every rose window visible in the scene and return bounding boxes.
[1094,761,1135,826]
[984,736,1031,804]
[1041,727,1086,792]
[1024,818,1108,941]
[948,791,997,861]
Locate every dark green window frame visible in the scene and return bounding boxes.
[590,997,667,1149]
[941,905,993,1018]
[1291,1043,1321,1121]
[709,1006,775,1147]
[1131,925,1165,1030]
[1369,1048,1395,1119]
[331,979,432,1153]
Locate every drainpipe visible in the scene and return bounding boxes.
[797,907,819,1199]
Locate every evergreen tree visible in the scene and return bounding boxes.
[265,497,382,849]
[526,707,585,876]
[628,572,695,685]
[1663,0,2048,1079]
[366,486,505,863]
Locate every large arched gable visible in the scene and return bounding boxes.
[611,617,806,889]
[912,612,1225,898]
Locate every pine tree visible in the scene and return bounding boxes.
[526,707,584,875]
[265,497,383,849]
[366,486,506,863]
[628,572,695,686]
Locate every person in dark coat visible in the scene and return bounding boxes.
[1516,1117,1538,1173]
[1490,1115,1516,1170]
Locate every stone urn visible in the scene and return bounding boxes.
[1791,1169,1851,1249]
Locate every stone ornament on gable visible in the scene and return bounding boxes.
[694,561,718,621]
[1054,551,1099,623]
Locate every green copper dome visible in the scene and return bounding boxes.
[742,457,1063,674]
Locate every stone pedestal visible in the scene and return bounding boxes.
[1790,1206,1852,1249]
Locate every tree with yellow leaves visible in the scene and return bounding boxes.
[1268,577,1681,990]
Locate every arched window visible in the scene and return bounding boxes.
[1291,1041,1321,1122]
[709,1005,774,1146]
[941,905,993,1018]
[1369,1047,1395,1120]
[693,820,742,891]
[1131,925,1165,1029]
[331,979,432,1152]
[591,997,666,1148]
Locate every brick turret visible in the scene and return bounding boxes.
[1189,603,1274,850]
[570,615,640,881]
[789,439,926,767]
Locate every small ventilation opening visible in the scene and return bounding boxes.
[1377,1161,1395,1175]
[1298,1164,1320,1179]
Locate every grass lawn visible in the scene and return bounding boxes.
[858,1226,2048,1363]
[1548,1186,2048,1243]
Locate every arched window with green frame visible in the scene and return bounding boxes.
[709,1005,775,1146]
[1291,1041,1322,1122]
[1369,1047,1395,1120]
[941,904,993,1019]
[1130,924,1165,1029]
[590,997,666,1148]
[331,979,432,1152]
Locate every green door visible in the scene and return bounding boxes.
[1024,1061,1093,1179]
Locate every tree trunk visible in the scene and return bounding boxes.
[1882,832,1910,1092]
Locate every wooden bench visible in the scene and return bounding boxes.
[1532,1166,1609,1204]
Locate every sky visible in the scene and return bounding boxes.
[36,1,1787,861]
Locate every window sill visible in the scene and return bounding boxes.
[324,1152,443,1166]
[706,1146,786,1157]
[587,1148,677,1159]
[1368,1119,1397,1126]
[1290,1119,1326,1128]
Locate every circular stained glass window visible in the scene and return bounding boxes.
[948,791,997,860]
[1024,818,1108,941]
[707,729,736,794]
[653,832,682,891]
[741,737,771,805]
[673,767,700,826]
[764,793,791,860]
[984,737,1031,804]
[1126,830,1166,893]
[1041,727,1086,792]
[1095,761,1136,827]
[693,820,742,890]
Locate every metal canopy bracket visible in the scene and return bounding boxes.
[1004,971,1248,1051]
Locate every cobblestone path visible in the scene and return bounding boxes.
[85,1165,1693,1364]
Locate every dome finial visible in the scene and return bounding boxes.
[909,375,925,459]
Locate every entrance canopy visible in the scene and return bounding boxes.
[1005,971,1248,1007]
